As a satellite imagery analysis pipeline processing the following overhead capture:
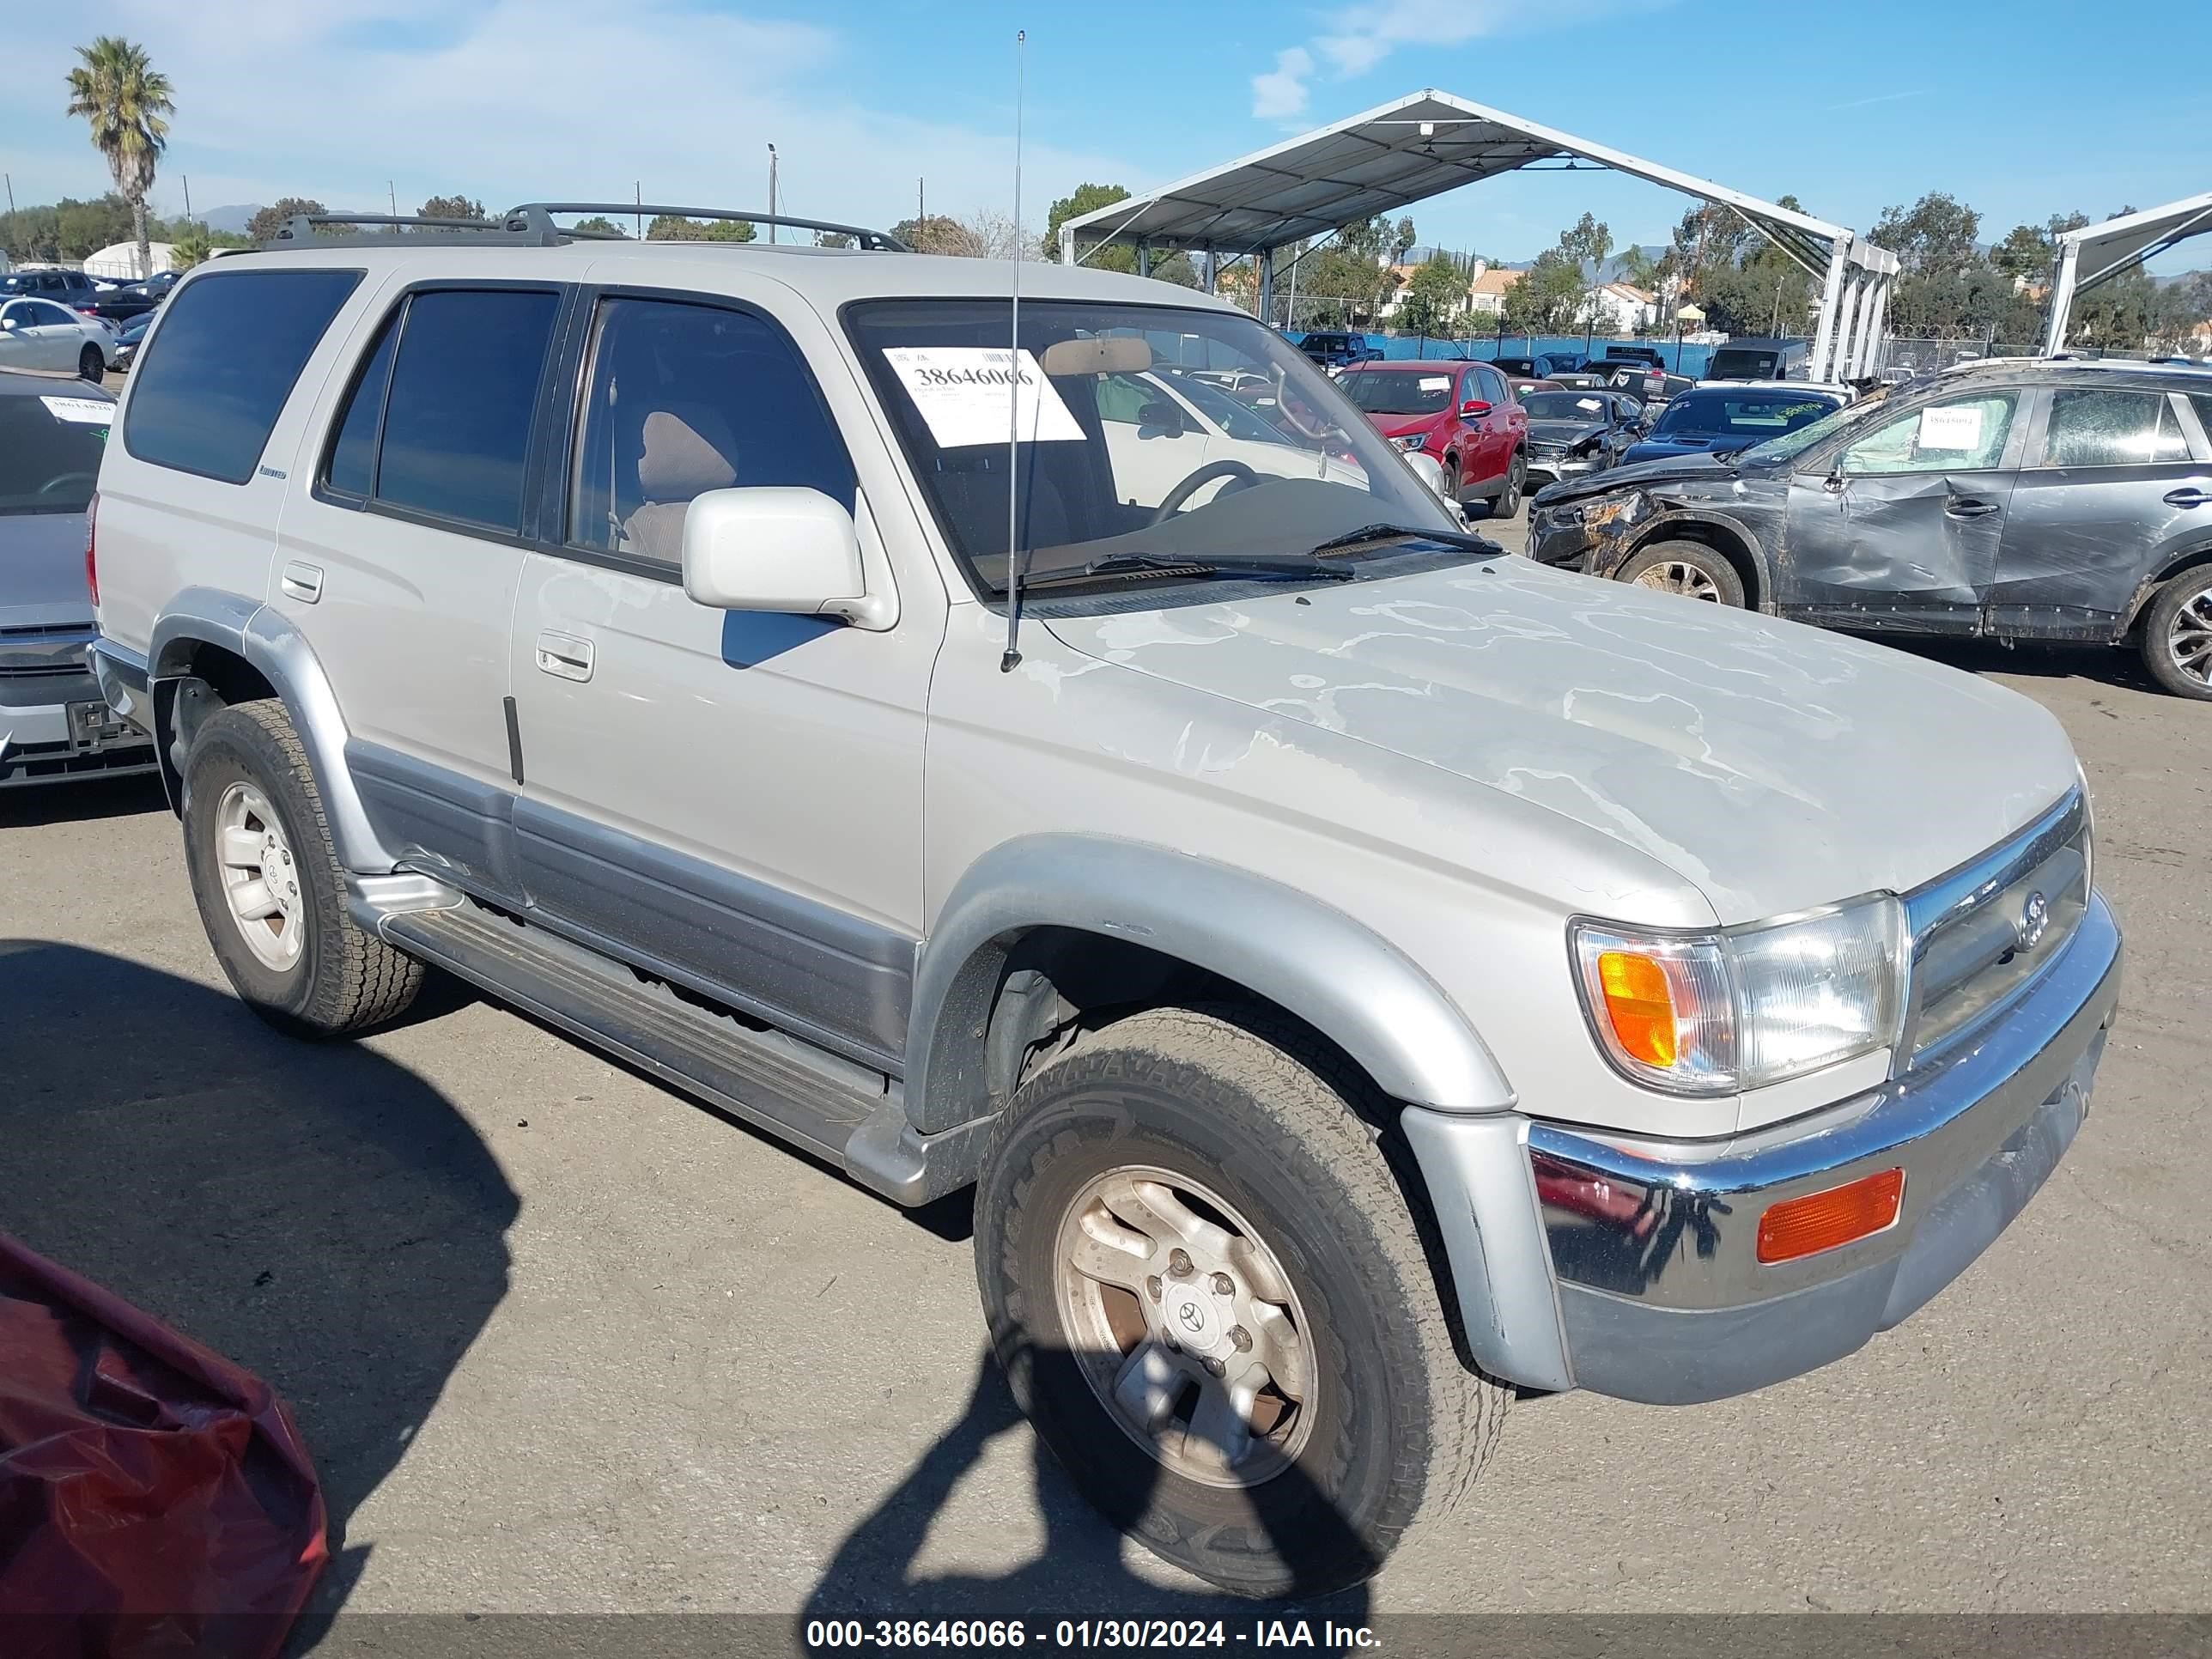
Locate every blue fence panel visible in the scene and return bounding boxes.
[1286,331,1743,379]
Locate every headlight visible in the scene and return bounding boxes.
[1392,433,1427,452]
[1571,896,1907,1095]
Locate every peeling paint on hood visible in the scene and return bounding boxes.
[1044,557,2080,923]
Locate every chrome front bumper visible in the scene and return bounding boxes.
[1404,891,2122,1403]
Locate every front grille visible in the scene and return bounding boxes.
[1903,791,2090,1064]
[1528,441,1568,461]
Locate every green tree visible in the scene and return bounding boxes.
[647,213,756,242]
[64,35,174,282]
[246,198,328,241]
[168,225,212,270]
[418,194,488,222]
[1395,255,1466,337]
[1504,248,1588,334]
[890,214,984,256]
[571,216,627,238]
[1559,211,1613,276]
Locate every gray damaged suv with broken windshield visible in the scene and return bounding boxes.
[89,207,2121,1596]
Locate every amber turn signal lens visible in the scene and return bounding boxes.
[1757,1168,1905,1264]
[1596,950,1676,1066]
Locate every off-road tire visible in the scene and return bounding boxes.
[1616,538,1747,606]
[79,343,104,382]
[974,1005,1507,1597]
[2139,566,2212,702]
[181,699,424,1036]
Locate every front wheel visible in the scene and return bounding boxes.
[1492,452,1524,519]
[2141,566,2212,701]
[79,343,105,381]
[974,1006,1505,1597]
[1616,538,1747,606]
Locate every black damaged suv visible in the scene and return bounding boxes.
[1528,358,2212,699]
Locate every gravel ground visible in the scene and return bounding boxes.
[2,566,2205,1635]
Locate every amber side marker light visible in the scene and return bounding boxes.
[1756,1168,1905,1265]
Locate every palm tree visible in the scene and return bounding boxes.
[64,36,174,282]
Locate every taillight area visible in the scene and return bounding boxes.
[86,491,100,609]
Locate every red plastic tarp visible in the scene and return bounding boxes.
[0,1231,327,1659]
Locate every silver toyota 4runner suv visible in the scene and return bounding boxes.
[89,206,2121,1595]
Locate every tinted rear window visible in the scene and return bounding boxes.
[373,289,559,532]
[0,391,112,514]
[124,269,362,483]
[1709,349,1781,380]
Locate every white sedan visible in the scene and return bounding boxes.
[0,297,117,380]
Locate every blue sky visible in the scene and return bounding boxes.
[4,0,2206,270]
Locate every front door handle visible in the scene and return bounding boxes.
[2165,487,2210,508]
[279,561,324,604]
[1943,498,2000,519]
[533,630,594,683]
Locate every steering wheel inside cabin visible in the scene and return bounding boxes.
[1151,459,1261,525]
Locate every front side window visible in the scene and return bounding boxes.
[125,269,362,483]
[0,391,111,514]
[2037,388,2189,467]
[569,297,856,567]
[1840,392,2015,475]
[373,289,559,531]
[846,299,1460,600]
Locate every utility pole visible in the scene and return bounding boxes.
[3,173,15,257]
[182,173,193,224]
[767,144,778,244]
[918,178,925,225]
[635,183,642,240]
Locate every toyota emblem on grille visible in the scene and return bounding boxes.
[2019,890,2050,951]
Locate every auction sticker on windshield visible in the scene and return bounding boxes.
[39,396,112,426]
[882,347,1082,448]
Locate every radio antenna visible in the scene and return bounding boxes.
[1000,27,1029,672]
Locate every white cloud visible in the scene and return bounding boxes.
[1266,0,1663,120]
[1250,47,1315,121]
[3,0,1138,237]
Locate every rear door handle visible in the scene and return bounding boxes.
[533,630,594,683]
[279,561,324,603]
[2165,487,2210,507]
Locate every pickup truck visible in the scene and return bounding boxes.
[88,206,2122,1598]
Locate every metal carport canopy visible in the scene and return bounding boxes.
[2042,190,2212,355]
[1060,88,1899,380]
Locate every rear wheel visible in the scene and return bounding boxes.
[2141,566,2212,701]
[974,1006,1505,1597]
[1616,538,1747,606]
[181,699,425,1036]
[79,343,104,381]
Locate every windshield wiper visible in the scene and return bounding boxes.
[1020,551,1364,592]
[1305,522,1500,556]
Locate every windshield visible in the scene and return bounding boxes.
[1522,392,1613,422]
[1708,348,1782,380]
[0,390,112,514]
[846,300,1461,598]
[1337,369,1456,416]
[1735,398,1870,465]
[1652,392,1838,441]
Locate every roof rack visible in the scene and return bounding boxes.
[261,204,910,252]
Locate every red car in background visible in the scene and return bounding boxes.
[1334,360,1530,518]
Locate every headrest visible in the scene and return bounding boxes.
[637,407,738,501]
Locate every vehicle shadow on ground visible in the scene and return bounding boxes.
[1874,635,2167,698]
[0,939,519,1646]
[0,771,169,828]
[803,1347,1372,1636]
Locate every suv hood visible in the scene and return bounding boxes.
[1526,417,1607,447]
[1044,556,2077,923]
[1534,450,1747,505]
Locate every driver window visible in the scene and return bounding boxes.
[1840,392,2014,475]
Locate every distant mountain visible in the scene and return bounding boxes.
[197,204,262,235]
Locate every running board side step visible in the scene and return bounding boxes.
[379,900,986,1205]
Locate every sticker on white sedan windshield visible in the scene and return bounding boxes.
[40,395,112,425]
[1917,404,1984,451]
[882,347,1082,448]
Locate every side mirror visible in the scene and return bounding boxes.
[1459,398,1493,418]
[1403,451,1451,500]
[1136,400,1187,436]
[682,487,865,618]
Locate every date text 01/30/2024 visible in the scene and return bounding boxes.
[805,1618,1381,1649]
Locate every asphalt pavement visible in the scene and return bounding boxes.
[2,559,2206,1632]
